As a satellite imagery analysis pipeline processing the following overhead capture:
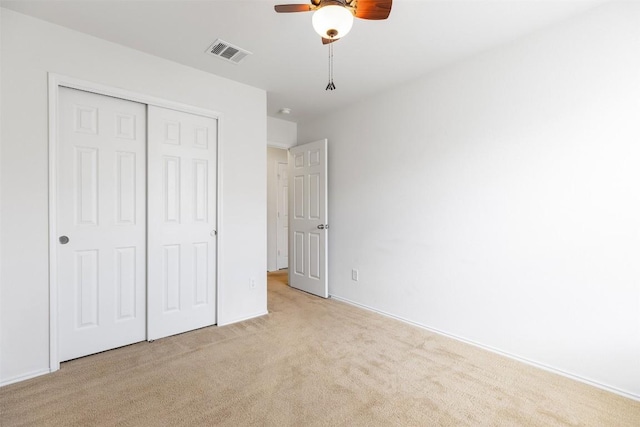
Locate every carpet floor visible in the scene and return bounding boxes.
[1,270,639,426]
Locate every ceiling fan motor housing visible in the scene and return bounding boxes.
[316,0,353,7]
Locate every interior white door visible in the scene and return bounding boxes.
[147,105,218,340]
[288,139,328,298]
[276,161,289,270]
[57,87,147,361]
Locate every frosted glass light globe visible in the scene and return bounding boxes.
[312,5,354,39]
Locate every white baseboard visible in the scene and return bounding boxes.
[218,310,269,327]
[0,368,51,388]
[329,294,640,402]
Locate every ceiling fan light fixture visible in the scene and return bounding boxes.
[312,5,354,39]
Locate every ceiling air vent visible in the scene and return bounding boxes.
[206,39,251,64]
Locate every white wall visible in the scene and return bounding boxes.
[299,2,640,398]
[0,9,267,385]
[267,147,289,272]
[267,116,297,149]
[0,6,4,382]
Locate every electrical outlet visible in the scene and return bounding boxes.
[351,269,359,281]
[250,277,256,289]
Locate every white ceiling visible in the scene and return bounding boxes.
[1,0,605,122]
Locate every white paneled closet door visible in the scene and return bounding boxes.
[57,87,147,362]
[147,106,218,340]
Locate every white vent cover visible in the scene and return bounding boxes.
[206,39,251,64]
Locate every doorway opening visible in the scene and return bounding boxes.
[267,147,288,272]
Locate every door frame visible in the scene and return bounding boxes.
[276,160,288,270]
[47,73,223,372]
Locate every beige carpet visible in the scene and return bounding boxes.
[1,270,639,426]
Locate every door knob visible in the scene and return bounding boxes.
[210,229,217,237]
[317,224,325,230]
[59,236,70,244]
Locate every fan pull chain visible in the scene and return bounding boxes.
[326,41,336,91]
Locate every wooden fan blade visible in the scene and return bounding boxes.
[355,0,392,20]
[274,4,313,13]
[322,37,340,45]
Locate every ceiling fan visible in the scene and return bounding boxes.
[275,0,392,90]
[275,0,393,44]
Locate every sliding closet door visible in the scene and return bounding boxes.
[147,106,218,340]
[57,87,147,361]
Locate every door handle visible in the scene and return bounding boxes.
[210,229,217,237]
[59,236,70,244]
[317,224,329,230]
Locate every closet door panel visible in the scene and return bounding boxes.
[58,87,146,361]
[148,106,218,340]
